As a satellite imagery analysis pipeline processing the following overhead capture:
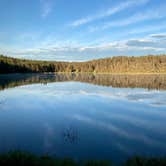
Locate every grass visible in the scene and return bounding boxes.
[0,151,166,166]
[0,151,111,166]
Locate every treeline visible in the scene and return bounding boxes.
[0,55,166,74]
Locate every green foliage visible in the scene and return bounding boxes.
[0,151,166,166]
[83,160,111,166]
[0,151,111,166]
[125,156,166,166]
[0,151,77,166]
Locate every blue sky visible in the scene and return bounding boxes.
[0,0,166,61]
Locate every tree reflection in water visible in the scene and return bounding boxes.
[0,73,166,91]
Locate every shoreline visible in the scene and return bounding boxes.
[1,72,166,75]
[0,151,166,166]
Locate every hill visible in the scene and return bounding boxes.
[0,55,166,74]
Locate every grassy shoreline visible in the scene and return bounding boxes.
[0,151,166,166]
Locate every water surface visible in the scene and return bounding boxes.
[0,73,166,164]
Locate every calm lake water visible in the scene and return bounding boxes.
[0,73,166,164]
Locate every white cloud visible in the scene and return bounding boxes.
[126,38,166,49]
[40,0,53,18]
[150,33,166,39]
[70,0,150,27]
[1,34,166,61]
[88,5,166,32]
[127,23,166,35]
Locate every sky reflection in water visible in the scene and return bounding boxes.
[0,74,166,163]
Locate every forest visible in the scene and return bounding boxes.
[0,54,166,74]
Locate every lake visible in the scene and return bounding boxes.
[0,73,166,164]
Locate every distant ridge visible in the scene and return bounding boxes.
[0,55,166,74]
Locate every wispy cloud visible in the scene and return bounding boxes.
[127,22,166,35]
[150,34,166,39]
[70,0,150,27]
[2,34,166,61]
[126,38,166,49]
[40,0,53,18]
[88,6,166,32]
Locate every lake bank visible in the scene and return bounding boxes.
[0,151,166,166]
